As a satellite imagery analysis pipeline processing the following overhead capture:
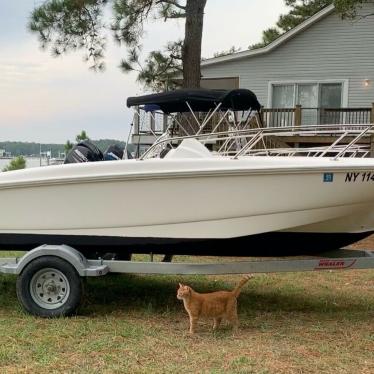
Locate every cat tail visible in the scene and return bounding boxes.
[232,274,253,297]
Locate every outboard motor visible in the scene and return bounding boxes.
[104,144,125,161]
[64,140,104,164]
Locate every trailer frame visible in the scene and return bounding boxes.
[0,244,373,317]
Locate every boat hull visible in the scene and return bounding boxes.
[1,156,374,256]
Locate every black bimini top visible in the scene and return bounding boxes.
[126,89,261,113]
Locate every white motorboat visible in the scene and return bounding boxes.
[1,89,374,257]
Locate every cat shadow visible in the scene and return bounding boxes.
[80,274,372,319]
[0,272,370,320]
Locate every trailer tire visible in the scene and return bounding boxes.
[16,256,83,317]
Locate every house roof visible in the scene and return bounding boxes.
[201,4,335,67]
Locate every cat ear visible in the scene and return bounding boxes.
[178,283,183,288]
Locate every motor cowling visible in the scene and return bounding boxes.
[64,140,104,164]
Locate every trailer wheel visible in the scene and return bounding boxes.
[16,256,83,317]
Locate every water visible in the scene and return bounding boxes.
[0,157,50,171]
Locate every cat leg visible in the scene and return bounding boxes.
[227,301,239,332]
[230,314,239,332]
[189,316,198,335]
[212,317,222,331]
[227,312,239,332]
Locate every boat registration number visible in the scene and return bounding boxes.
[345,172,374,183]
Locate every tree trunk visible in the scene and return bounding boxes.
[182,0,207,89]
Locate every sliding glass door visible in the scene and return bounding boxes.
[297,84,318,125]
[271,82,343,126]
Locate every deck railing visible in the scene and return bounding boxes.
[262,104,374,128]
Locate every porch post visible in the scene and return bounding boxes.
[294,105,302,127]
[371,103,374,124]
[150,113,156,132]
[163,114,168,132]
[134,106,140,134]
[259,105,265,127]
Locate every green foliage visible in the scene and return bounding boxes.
[121,41,183,91]
[279,0,333,31]
[29,0,108,71]
[334,0,372,19]
[2,156,27,172]
[250,0,333,49]
[250,28,282,49]
[76,130,89,142]
[250,0,373,50]
[112,1,187,89]
[111,0,185,47]
[64,140,74,153]
[62,130,89,156]
[29,0,193,89]
[213,46,242,58]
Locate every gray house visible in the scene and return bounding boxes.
[201,4,374,126]
[132,4,374,151]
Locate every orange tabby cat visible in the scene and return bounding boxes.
[177,274,253,334]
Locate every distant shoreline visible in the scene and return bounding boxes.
[0,156,46,160]
[0,139,126,159]
[0,157,54,170]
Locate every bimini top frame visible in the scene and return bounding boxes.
[128,89,265,158]
[127,88,262,114]
[127,88,374,160]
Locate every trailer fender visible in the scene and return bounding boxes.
[4,244,108,277]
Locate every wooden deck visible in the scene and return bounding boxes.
[261,104,374,128]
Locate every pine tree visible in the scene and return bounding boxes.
[64,140,74,153]
[250,0,372,50]
[29,0,208,90]
[76,130,89,142]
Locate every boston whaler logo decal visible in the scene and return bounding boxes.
[345,172,374,182]
[315,259,357,270]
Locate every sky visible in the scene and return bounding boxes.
[0,0,288,143]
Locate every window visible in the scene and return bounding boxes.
[297,84,318,107]
[271,82,343,108]
[272,85,295,108]
[320,83,342,108]
[271,81,344,126]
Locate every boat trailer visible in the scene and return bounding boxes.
[0,245,373,317]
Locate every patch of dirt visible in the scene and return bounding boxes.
[348,234,374,249]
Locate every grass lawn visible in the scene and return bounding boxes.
[0,248,373,373]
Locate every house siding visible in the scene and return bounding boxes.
[201,4,374,108]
